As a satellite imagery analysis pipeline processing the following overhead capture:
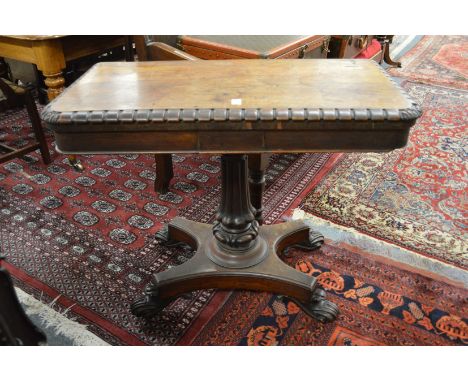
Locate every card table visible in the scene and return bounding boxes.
[42,59,421,322]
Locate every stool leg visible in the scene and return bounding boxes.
[154,154,174,193]
[23,91,51,164]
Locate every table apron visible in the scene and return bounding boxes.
[52,128,410,154]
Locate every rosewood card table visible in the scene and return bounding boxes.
[42,59,421,322]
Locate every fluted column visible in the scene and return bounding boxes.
[213,154,259,250]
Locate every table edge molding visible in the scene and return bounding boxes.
[40,60,422,125]
[41,104,422,125]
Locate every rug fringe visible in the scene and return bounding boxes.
[292,208,468,288]
[15,288,110,346]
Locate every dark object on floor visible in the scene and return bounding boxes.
[0,78,51,164]
[0,257,47,345]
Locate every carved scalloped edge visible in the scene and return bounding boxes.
[41,61,422,125]
[41,104,422,124]
[371,60,423,121]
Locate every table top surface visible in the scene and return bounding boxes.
[43,59,422,154]
[47,59,415,116]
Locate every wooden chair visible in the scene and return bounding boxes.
[133,37,268,223]
[0,78,51,165]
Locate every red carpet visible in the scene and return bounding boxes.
[0,110,333,344]
[189,244,467,345]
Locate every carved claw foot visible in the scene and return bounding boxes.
[292,288,339,323]
[155,225,188,248]
[130,287,173,318]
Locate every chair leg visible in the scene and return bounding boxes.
[382,41,402,68]
[248,153,270,225]
[154,154,174,193]
[23,91,51,164]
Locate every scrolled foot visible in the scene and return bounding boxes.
[293,288,339,323]
[130,287,173,318]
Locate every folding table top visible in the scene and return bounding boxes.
[42,59,421,154]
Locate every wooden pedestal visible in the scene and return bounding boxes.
[131,154,338,323]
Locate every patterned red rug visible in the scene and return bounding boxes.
[389,35,467,89]
[301,80,467,269]
[188,244,467,345]
[300,36,467,272]
[0,104,336,344]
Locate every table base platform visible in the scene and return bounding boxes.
[130,218,338,323]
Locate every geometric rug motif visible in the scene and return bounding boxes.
[327,327,384,346]
[188,244,468,345]
[301,80,468,269]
